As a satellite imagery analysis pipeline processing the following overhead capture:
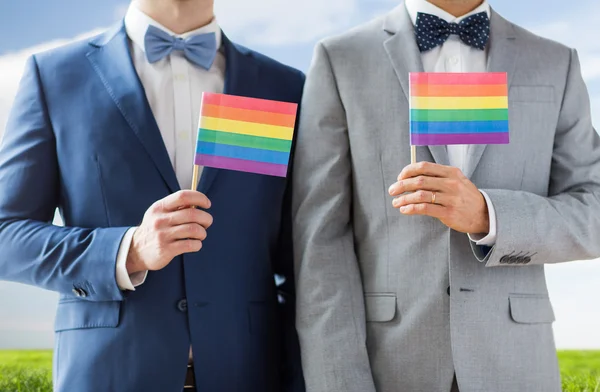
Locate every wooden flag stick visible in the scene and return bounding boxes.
[191,165,200,191]
[410,145,417,165]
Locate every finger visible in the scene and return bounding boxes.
[159,190,211,212]
[169,239,203,257]
[398,162,463,181]
[168,223,208,242]
[398,203,446,219]
[161,208,214,229]
[392,190,442,208]
[388,176,446,196]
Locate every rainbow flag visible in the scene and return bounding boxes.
[409,72,509,145]
[195,93,298,177]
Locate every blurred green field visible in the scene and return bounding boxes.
[558,351,600,392]
[0,351,52,392]
[0,350,599,391]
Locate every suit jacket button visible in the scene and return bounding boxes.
[72,288,81,297]
[447,286,450,296]
[78,288,88,298]
[177,299,188,312]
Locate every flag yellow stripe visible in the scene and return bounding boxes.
[410,96,509,110]
[200,117,294,140]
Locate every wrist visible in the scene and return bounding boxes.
[126,235,144,275]
[477,194,490,234]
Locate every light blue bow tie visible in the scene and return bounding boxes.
[144,25,217,70]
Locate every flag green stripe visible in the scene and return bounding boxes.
[410,109,509,122]
[198,129,292,153]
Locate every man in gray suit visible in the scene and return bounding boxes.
[291,0,600,391]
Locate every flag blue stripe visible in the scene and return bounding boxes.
[196,142,291,165]
[410,120,509,134]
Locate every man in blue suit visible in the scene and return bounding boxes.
[0,1,305,391]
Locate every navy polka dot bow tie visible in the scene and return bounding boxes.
[415,11,490,52]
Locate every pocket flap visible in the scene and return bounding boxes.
[55,300,121,332]
[365,293,396,322]
[509,295,555,324]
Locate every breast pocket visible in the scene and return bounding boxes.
[509,85,555,103]
[365,293,397,323]
[54,299,121,332]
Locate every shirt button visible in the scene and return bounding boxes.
[177,131,188,140]
[177,299,188,312]
[449,56,459,65]
[174,74,187,81]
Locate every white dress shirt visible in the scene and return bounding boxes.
[115,4,226,291]
[405,0,497,245]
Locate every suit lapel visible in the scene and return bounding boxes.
[197,34,259,194]
[86,22,180,193]
[463,9,518,179]
[382,4,449,166]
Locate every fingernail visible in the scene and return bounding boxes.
[392,198,400,207]
[389,182,401,195]
[400,206,407,213]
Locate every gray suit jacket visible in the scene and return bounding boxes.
[292,4,600,392]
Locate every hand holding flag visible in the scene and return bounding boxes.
[126,191,213,275]
[388,162,489,235]
[391,72,508,233]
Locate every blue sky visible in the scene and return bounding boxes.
[0,0,599,349]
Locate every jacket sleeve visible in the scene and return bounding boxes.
[291,42,377,392]
[471,49,600,267]
[0,55,128,302]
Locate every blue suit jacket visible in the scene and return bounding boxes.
[0,22,305,392]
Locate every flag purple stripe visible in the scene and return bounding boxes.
[411,132,510,146]
[195,154,288,177]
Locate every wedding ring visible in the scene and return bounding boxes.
[431,192,437,204]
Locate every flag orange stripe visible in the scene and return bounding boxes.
[201,104,296,127]
[411,84,508,97]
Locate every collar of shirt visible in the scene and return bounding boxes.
[405,0,490,26]
[124,4,223,55]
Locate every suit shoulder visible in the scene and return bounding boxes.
[33,29,107,67]
[237,44,305,103]
[240,44,305,84]
[509,21,572,58]
[318,16,386,55]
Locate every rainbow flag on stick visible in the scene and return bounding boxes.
[194,93,298,177]
[409,72,509,146]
